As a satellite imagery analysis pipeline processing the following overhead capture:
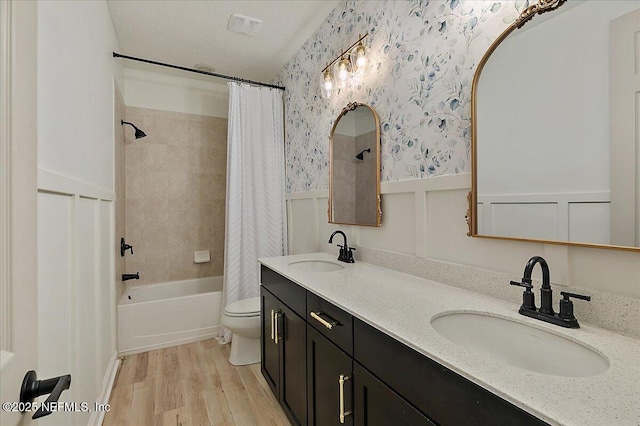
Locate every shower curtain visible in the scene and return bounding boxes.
[220,82,288,343]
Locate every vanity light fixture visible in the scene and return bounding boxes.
[320,33,369,99]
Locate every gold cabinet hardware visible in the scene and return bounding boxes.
[310,311,339,329]
[339,374,351,423]
[274,312,281,344]
[270,309,275,341]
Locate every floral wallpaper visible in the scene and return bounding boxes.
[276,0,528,193]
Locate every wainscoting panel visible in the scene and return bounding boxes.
[37,192,75,426]
[98,201,116,383]
[359,192,415,255]
[289,198,317,254]
[569,203,610,245]
[478,192,610,244]
[490,203,558,241]
[287,174,470,259]
[75,197,100,424]
[37,170,116,426]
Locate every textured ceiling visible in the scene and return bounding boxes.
[107,0,340,84]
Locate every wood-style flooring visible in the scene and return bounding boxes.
[103,340,291,426]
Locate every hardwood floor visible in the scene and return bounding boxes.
[104,340,291,426]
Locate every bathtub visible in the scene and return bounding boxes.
[117,276,223,356]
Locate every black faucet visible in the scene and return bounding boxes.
[328,230,355,263]
[511,256,590,328]
[122,273,140,281]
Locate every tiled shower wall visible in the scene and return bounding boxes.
[124,107,227,285]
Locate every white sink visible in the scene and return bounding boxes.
[431,311,609,377]
[288,260,345,273]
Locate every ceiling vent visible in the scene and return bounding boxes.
[227,13,263,36]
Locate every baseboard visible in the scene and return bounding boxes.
[89,351,120,426]
[117,329,219,357]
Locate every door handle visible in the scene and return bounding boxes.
[20,370,72,419]
[339,374,351,423]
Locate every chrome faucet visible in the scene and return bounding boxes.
[328,230,355,263]
[511,256,590,328]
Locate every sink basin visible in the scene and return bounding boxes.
[431,312,609,377]
[288,260,345,273]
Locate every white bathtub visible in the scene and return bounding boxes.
[117,276,223,356]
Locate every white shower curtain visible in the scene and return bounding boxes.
[220,82,287,343]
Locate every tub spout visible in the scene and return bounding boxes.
[122,273,139,281]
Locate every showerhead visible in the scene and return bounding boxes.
[121,120,147,139]
[355,148,371,161]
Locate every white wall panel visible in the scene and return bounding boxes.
[491,203,558,241]
[427,189,543,275]
[75,198,98,424]
[97,201,115,387]
[569,203,610,245]
[287,182,640,299]
[289,198,317,254]
[37,192,75,426]
[359,192,415,255]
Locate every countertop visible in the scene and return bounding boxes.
[259,252,640,426]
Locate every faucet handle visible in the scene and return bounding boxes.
[510,279,533,289]
[559,291,591,322]
[560,291,591,302]
[345,246,355,263]
[510,279,535,311]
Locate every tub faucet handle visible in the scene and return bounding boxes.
[120,237,133,256]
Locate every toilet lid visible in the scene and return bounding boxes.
[224,297,260,317]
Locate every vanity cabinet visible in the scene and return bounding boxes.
[353,363,433,426]
[260,266,307,426]
[260,266,547,426]
[353,318,547,426]
[307,326,353,426]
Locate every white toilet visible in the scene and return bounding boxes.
[221,297,261,365]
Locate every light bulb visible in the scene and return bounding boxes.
[351,41,368,76]
[338,61,350,81]
[320,68,334,99]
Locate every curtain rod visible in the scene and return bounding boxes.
[112,52,285,91]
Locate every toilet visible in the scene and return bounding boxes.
[221,297,261,365]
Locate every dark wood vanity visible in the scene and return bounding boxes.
[260,265,548,426]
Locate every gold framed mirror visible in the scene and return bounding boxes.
[329,102,381,226]
[469,0,640,251]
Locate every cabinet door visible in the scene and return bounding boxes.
[261,287,280,395]
[353,363,435,426]
[280,304,307,425]
[307,325,353,426]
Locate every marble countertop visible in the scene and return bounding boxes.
[259,252,640,426]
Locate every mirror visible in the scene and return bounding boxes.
[471,0,640,251]
[329,102,381,226]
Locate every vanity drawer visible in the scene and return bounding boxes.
[353,318,548,426]
[260,265,306,318]
[307,292,353,355]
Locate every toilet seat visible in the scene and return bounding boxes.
[224,297,260,317]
